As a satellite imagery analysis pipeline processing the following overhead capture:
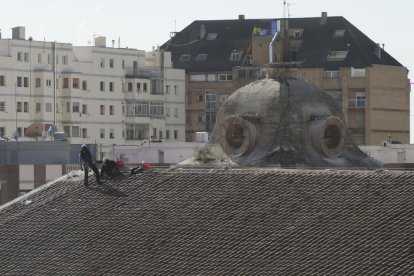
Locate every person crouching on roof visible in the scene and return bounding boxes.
[100,158,121,179]
[130,161,152,175]
[80,144,102,186]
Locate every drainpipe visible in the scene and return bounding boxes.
[269,31,278,64]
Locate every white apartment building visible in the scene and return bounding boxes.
[0,27,185,158]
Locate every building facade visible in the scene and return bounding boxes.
[163,14,410,145]
[0,27,186,158]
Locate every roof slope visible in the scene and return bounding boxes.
[162,17,403,72]
[1,169,414,275]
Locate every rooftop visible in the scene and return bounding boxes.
[1,168,414,275]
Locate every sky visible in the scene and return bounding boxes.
[1,0,413,141]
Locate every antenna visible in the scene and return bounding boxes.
[287,2,295,18]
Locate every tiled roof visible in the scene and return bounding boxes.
[1,168,414,275]
[162,17,402,72]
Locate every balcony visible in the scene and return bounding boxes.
[348,99,366,108]
[125,67,163,79]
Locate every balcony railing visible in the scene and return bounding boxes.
[348,99,366,108]
[125,67,163,79]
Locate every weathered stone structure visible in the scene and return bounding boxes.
[205,78,380,168]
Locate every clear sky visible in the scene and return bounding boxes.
[1,0,413,141]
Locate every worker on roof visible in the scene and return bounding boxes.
[100,158,121,179]
[80,144,102,186]
[130,160,152,176]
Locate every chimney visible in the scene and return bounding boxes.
[94,36,106,47]
[375,43,382,59]
[200,24,206,39]
[12,26,26,40]
[239,14,245,20]
[320,12,328,25]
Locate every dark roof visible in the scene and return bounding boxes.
[162,17,402,72]
[2,168,414,275]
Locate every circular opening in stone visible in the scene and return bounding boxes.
[324,125,341,150]
[226,123,245,149]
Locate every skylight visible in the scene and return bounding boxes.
[206,33,218,40]
[196,54,208,62]
[180,54,191,62]
[333,29,346,38]
[327,51,348,61]
[230,52,241,61]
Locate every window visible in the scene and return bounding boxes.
[221,95,229,102]
[24,77,29,87]
[166,130,170,139]
[63,78,69,89]
[351,67,366,78]
[82,104,87,114]
[122,59,125,69]
[128,82,133,92]
[151,80,164,95]
[246,55,253,65]
[149,102,164,117]
[166,107,170,117]
[327,51,348,61]
[45,103,52,112]
[137,83,141,92]
[72,102,80,113]
[196,54,207,61]
[230,51,240,61]
[190,74,206,82]
[125,125,149,140]
[100,58,105,68]
[73,78,80,89]
[174,107,178,118]
[198,95,204,102]
[100,81,105,91]
[333,29,345,38]
[110,129,114,139]
[237,68,261,78]
[17,52,22,61]
[143,83,148,92]
[46,79,52,87]
[152,128,157,139]
[109,105,114,115]
[159,130,163,140]
[66,102,70,112]
[218,74,232,81]
[24,102,29,112]
[180,54,191,62]
[100,105,105,115]
[294,30,301,38]
[63,126,70,137]
[207,74,216,82]
[36,103,41,112]
[174,85,178,95]
[0,101,5,112]
[0,75,5,86]
[174,130,178,139]
[62,55,68,65]
[17,77,22,87]
[206,33,218,40]
[24,52,29,62]
[109,82,114,92]
[38,53,42,63]
[109,59,114,68]
[47,54,52,64]
[198,115,204,123]
[72,126,80,137]
[17,127,22,137]
[82,80,88,90]
[324,71,340,79]
[100,129,105,139]
[166,85,170,94]
[82,128,88,138]
[0,127,5,137]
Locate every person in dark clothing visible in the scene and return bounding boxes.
[130,161,152,175]
[100,158,121,179]
[80,144,102,186]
